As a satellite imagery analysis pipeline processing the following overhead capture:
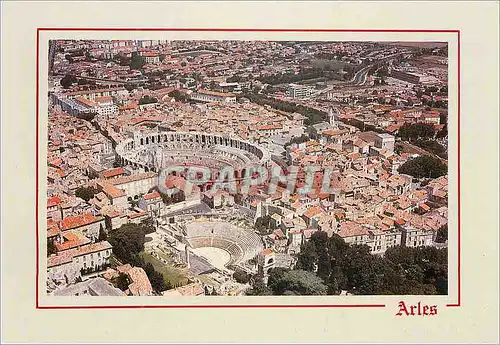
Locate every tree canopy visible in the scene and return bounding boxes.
[268,268,328,295]
[413,139,447,159]
[130,53,145,70]
[398,123,436,141]
[285,231,448,295]
[168,90,189,102]
[108,222,169,293]
[243,93,327,125]
[435,225,448,243]
[398,155,447,178]
[138,95,158,105]
[60,74,78,89]
[75,186,98,202]
[107,223,149,264]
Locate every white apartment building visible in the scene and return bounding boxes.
[47,241,113,278]
[400,225,434,248]
[286,83,314,99]
[138,191,163,217]
[191,90,237,103]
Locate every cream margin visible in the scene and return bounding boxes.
[1,1,499,343]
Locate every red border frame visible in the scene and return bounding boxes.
[36,28,461,309]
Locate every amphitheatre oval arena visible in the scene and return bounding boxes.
[115,131,272,178]
[183,220,264,270]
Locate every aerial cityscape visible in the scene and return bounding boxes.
[46,39,449,297]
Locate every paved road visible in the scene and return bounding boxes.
[52,73,131,85]
[350,65,371,85]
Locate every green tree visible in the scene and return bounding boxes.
[130,52,145,70]
[60,74,77,89]
[398,155,447,178]
[435,225,448,243]
[317,252,331,282]
[414,139,447,159]
[138,95,158,105]
[47,239,57,256]
[233,270,251,284]
[107,223,148,264]
[271,269,328,295]
[285,134,310,148]
[267,267,291,293]
[326,265,347,295]
[168,90,188,102]
[113,273,130,291]
[296,241,318,271]
[398,123,436,141]
[75,186,97,202]
[246,276,272,296]
[98,224,107,241]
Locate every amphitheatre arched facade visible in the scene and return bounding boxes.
[115,131,272,184]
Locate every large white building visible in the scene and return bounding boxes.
[286,83,314,99]
[47,241,113,279]
[51,88,125,118]
[191,90,237,103]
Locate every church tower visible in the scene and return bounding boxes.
[328,107,338,128]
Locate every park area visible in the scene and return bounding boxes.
[139,251,189,288]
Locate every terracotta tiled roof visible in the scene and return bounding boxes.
[262,248,274,255]
[144,191,161,200]
[48,241,112,268]
[59,213,104,231]
[47,196,62,208]
[126,267,153,296]
[102,167,126,179]
[337,221,369,238]
[303,206,322,219]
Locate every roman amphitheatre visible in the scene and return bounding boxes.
[115,131,272,182]
[183,219,264,270]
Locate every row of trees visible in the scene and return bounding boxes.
[398,155,448,179]
[138,95,158,105]
[243,93,327,125]
[254,215,278,234]
[284,134,310,148]
[413,139,447,159]
[248,231,447,296]
[341,118,387,134]
[80,263,111,276]
[397,122,436,141]
[60,74,97,89]
[259,68,326,85]
[167,90,189,102]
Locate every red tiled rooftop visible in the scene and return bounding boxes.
[99,182,126,199]
[144,191,161,200]
[47,196,62,208]
[303,206,322,219]
[55,232,91,252]
[338,221,369,238]
[102,167,126,179]
[59,213,103,231]
[48,241,112,268]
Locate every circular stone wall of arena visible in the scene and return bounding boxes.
[183,221,263,268]
[115,131,271,175]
